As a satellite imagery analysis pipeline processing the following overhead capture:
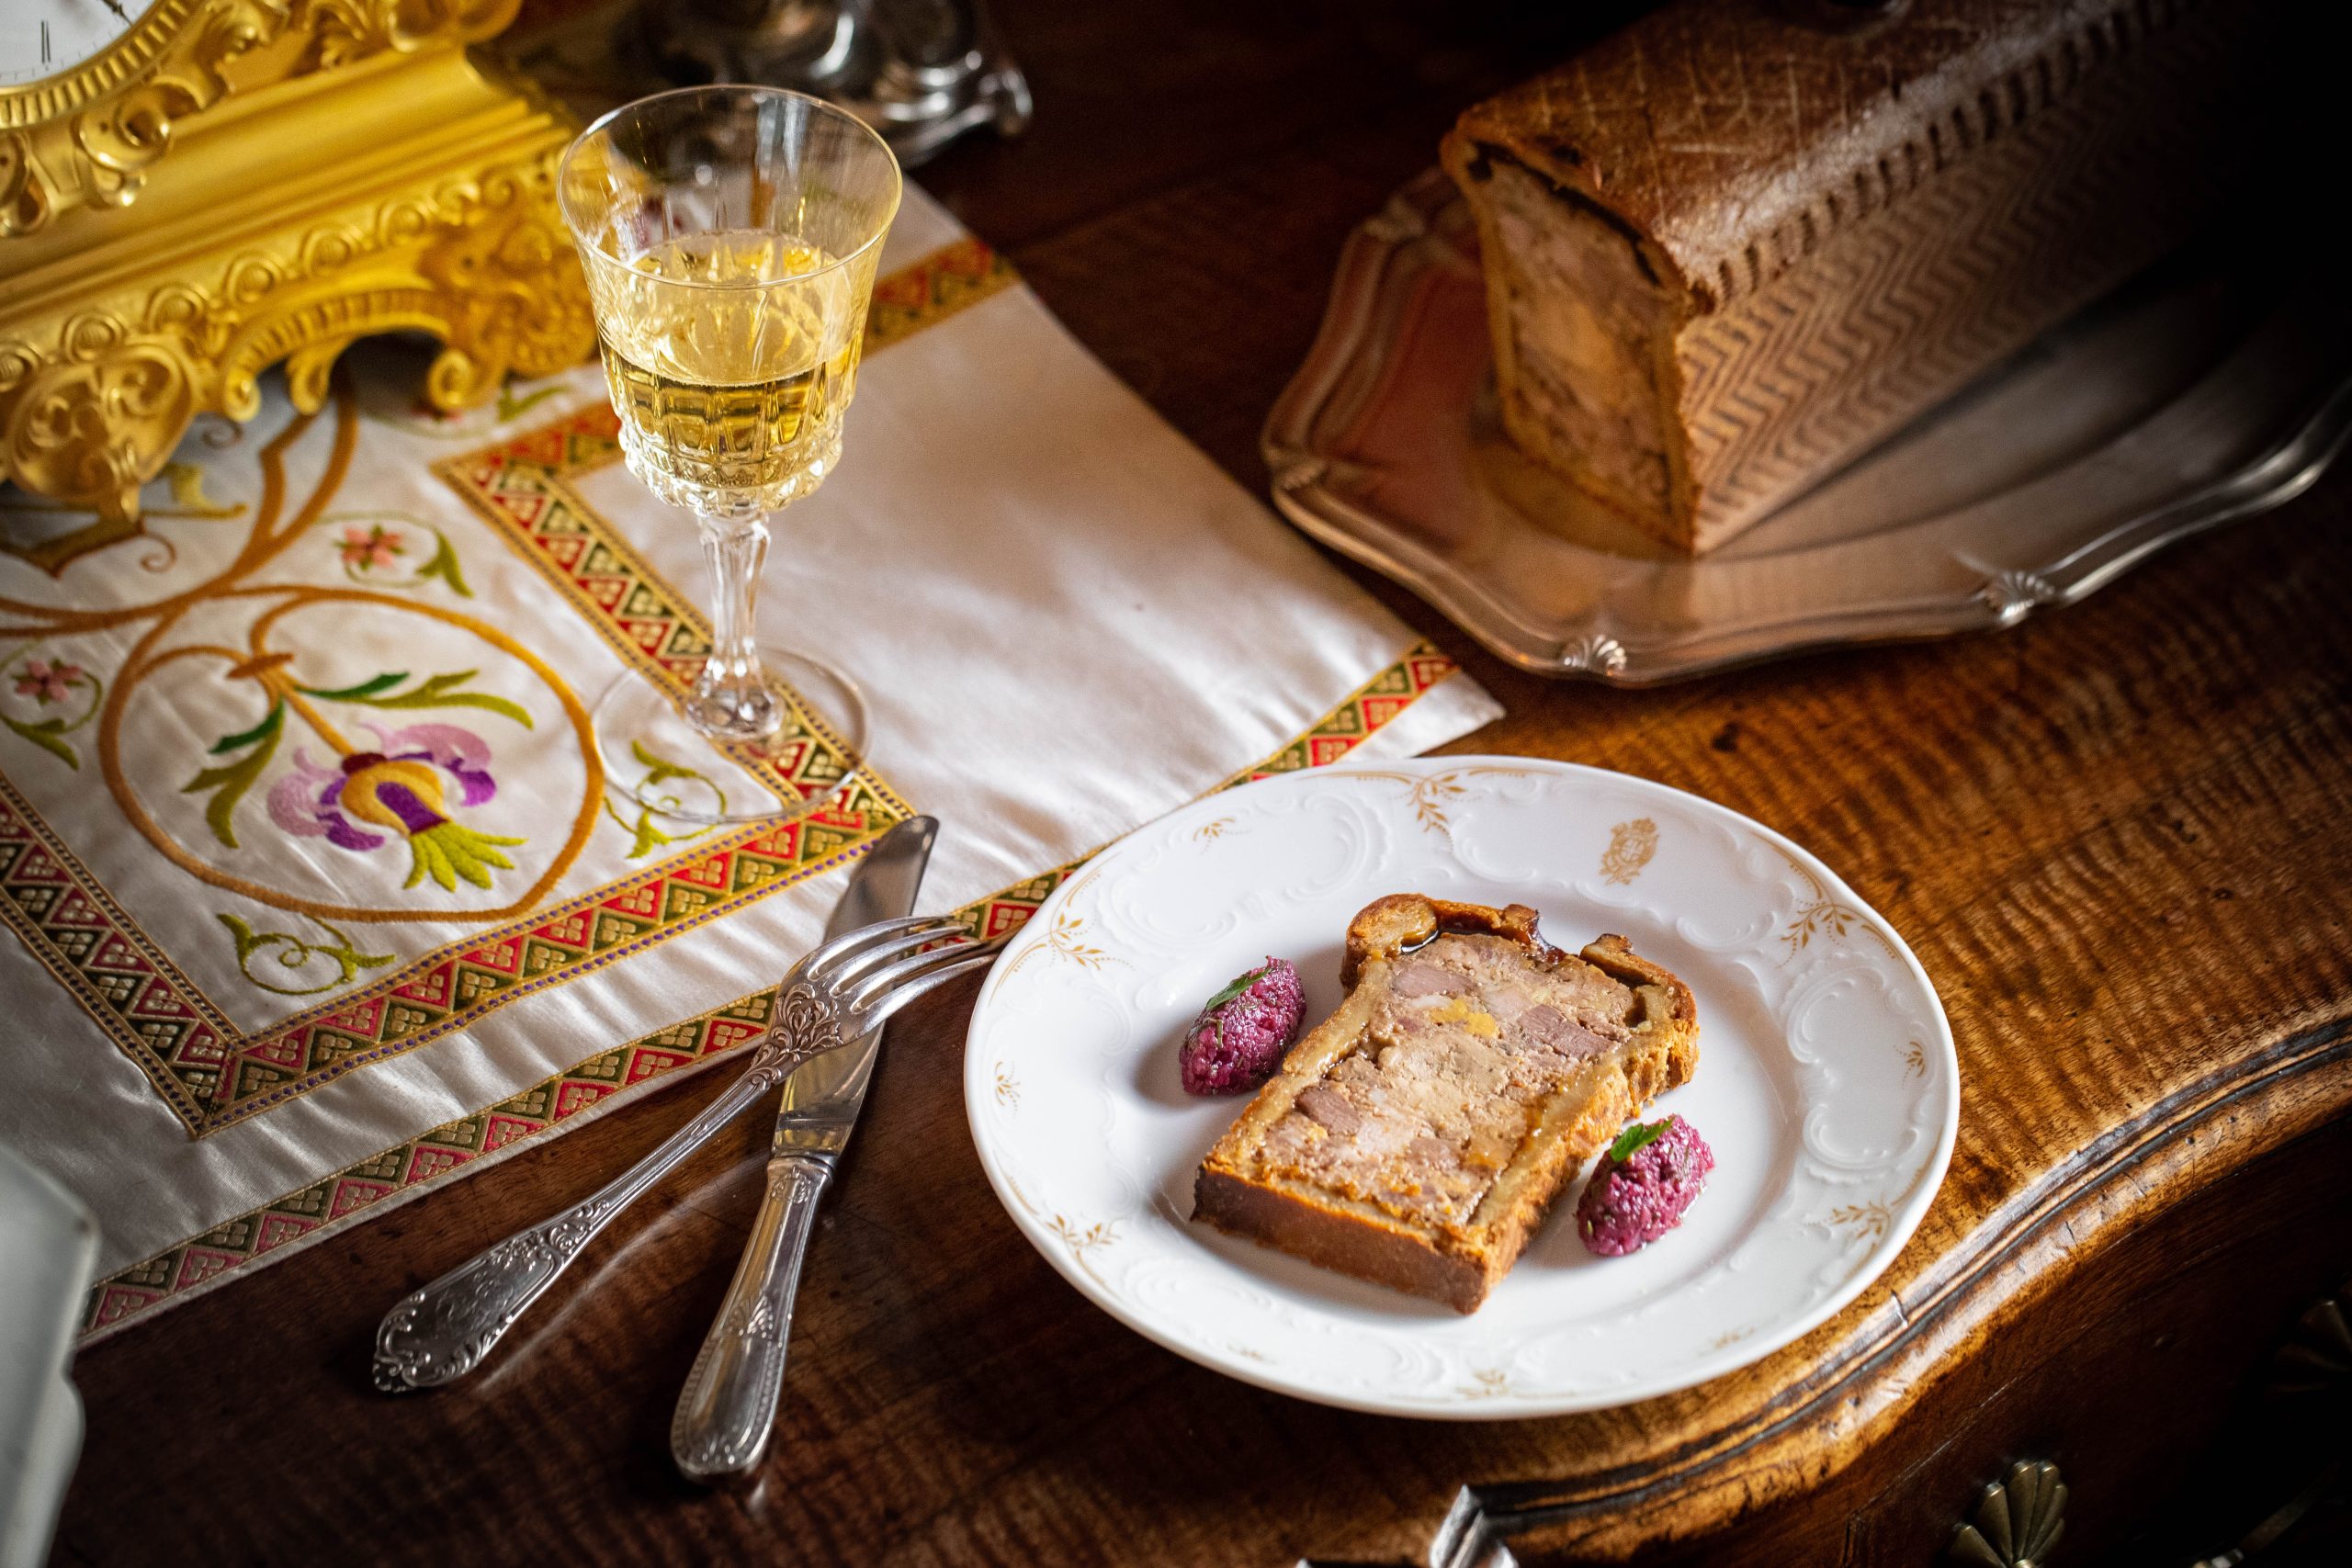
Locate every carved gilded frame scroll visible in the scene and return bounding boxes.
[0,1,594,526]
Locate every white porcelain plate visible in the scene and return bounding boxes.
[963,757,1958,1418]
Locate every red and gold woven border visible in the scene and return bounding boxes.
[81,639,1463,1337]
[0,772,242,1133]
[865,236,1019,353]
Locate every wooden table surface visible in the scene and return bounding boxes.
[53,3,2352,1564]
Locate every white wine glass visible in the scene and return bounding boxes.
[558,86,901,824]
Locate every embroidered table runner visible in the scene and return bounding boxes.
[0,188,1498,1338]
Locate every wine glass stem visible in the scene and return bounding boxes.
[689,513,782,741]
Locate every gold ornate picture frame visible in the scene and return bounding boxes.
[1,0,594,526]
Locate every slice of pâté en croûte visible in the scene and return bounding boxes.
[1193,894,1697,1313]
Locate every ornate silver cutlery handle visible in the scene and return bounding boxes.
[671,1152,831,1483]
[372,1020,838,1393]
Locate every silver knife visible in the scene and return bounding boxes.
[670,813,940,1483]
[371,814,939,1394]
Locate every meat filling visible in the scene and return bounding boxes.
[1256,932,1635,1228]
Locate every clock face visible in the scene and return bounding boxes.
[0,0,144,88]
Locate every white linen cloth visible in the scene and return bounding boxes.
[0,188,1497,1336]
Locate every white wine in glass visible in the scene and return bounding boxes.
[560,88,900,824]
[600,231,863,516]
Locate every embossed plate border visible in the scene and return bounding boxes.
[964,756,1961,1419]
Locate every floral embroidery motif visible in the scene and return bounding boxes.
[326,513,472,596]
[14,658,79,705]
[339,524,402,573]
[2,244,1046,1139]
[0,449,246,576]
[184,650,534,896]
[268,721,526,893]
[1,646,103,770]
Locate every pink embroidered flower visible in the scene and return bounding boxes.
[13,659,81,706]
[339,524,403,572]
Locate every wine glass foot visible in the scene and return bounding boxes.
[590,645,868,828]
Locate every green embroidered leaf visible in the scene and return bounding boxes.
[601,797,673,860]
[328,669,532,728]
[629,739,703,789]
[296,671,407,702]
[619,808,673,860]
[1608,1120,1668,1165]
[403,821,526,892]
[217,912,268,964]
[216,912,394,996]
[208,701,287,755]
[183,706,283,848]
[4,713,79,770]
[414,531,473,598]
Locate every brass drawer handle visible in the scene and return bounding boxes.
[2190,1282,2352,1566]
[1950,1460,2066,1568]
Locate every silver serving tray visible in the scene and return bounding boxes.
[1261,169,2352,682]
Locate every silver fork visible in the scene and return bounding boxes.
[372,913,998,1393]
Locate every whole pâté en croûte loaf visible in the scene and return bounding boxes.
[1193,895,1697,1313]
[1440,0,2270,554]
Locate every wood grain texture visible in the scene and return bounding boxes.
[50,3,2352,1565]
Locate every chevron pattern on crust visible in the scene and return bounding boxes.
[1448,0,2268,554]
[1670,0,2255,542]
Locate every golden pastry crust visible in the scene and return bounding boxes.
[1193,895,1698,1313]
[1439,0,2270,554]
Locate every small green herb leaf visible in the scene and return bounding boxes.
[1608,1119,1667,1165]
[1199,962,1271,1015]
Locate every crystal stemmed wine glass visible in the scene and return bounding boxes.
[558,86,901,824]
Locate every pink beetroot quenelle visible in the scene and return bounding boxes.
[1576,1114,1713,1256]
[1180,958,1305,1095]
